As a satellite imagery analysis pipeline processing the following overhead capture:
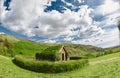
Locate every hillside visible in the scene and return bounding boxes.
[64,44,105,58]
[0,52,120,78]
[0,34,49,57]
[0,34,20,42]
[0,34,120,77]
[106,46,120,53]
[0,34,119,58]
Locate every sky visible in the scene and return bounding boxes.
[0,0,120,48]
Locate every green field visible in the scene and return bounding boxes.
[0,34,120,78]
[89,52,120,62]
[0,34,119,59]
[0,52,120,78]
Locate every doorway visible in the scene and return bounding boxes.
[62,53,64,61]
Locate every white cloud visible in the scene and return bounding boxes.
[0,32,5,34]
[71,28,119,48]
[1,0,96,38]
[95,0,119,16]
[0,0,120,48]
[80,25,104,38]
[64,37,73,41]
[77,0,84,3]
[61,0,73,6]
[0,0,6,22]
[44,39,56,43]
[96,28,119,48]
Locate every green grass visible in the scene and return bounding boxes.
[73,59,120,78]
[12,41,49,57]
[0,40,49,57]
[13,55,88,73]
[1,53,120,78]
[0,34,120,77]
[64,44,105,58]
[1,34,120,59]
[89,52,120,62]
[0,34,20,42]
[0,34,52,57]
[36,45,62,61]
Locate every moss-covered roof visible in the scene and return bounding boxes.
[36,45,62,61]
[41,45,62,54]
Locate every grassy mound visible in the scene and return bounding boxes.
[13,55,88,73]
[12,41,49,57]
[0,39,49,57]
[1,53,120,78]
[36,45,62,61]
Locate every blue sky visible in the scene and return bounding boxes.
[0,0,120,48]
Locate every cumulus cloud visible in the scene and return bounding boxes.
[1,0,96,38]
[71,28,119,48]
[0,32,5,34]
[64,37,73,41]
[44,39,56,43]
[96,28,119,48]
[80,25,104,38]
[94,0,119,16]
[0,0,6,22]
[0,0,120,48]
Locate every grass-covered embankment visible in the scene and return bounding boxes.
[89,52,120,62]
[36,45,62,61]
[1,53,120,78]
[0,39,49,57]
[13,55,88,73]
[12,41,49,57]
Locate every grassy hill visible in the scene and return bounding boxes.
[0,34,49,57]
[0,34,119,58]
[12,41,49,57]
[0,52,120,78]
[64,44,105,58]
[0,34,20,42]
[106,46,120,53]
[0,34,120,77]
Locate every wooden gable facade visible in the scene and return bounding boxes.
[59,45,67,61]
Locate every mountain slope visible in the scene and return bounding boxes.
[0,34,119,58]
[0,34,49,57]
[0,34,20,42]
[64,44,105,58]
[107,46,120,53]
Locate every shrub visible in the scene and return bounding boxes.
[19,52,23,55]
[84,53,95,58]
[70,56,87,60]
[35,53,40,60]
[35,45,61,61]
[13,55,88,73]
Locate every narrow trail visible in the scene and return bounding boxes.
[89,57,120,65]
[0,55,9,60]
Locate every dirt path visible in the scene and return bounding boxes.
[0,55,9,60]
[89,57,120,65]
